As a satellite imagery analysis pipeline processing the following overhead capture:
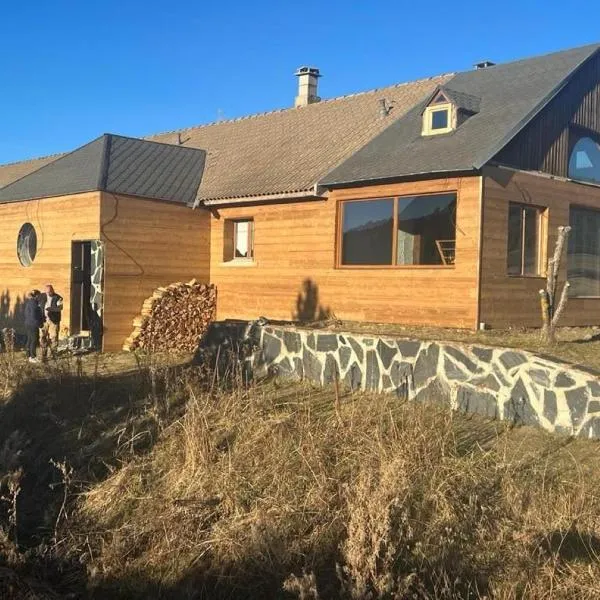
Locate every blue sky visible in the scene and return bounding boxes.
[1,0,599,164]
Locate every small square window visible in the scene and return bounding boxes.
[431,109,449,130]
[422,104,453,136]
[224,219,254,262]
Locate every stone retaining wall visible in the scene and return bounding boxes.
[239,323,600,439]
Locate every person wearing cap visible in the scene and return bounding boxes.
[39,284,63,360]
[24,289,44,363]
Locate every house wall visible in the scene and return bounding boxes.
[480,166,600,328]
[495,50,600,175]
[0,192,101,334]
[100,193,211,351]
[209,176,482,329]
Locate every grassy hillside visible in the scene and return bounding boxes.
[1,352,600,599]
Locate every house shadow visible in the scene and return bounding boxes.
[0,358,194,597]
[0,289,25,348]
[533,529,600,563]
[293,279,331,323]
[91,559,342,600]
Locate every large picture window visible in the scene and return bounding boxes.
[507,203,543,276]
[340,193,457,267]
[568,206,600,297]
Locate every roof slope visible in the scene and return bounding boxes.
[0,154,63,189]
[0,134,206,204]
[322,44,600,186]
[146,74,451,203]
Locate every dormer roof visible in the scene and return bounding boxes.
[422,86,481,115]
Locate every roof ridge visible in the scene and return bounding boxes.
[0,151,64,169]
[455,41,600,76]
[0,135,108,192]
[147,72,455,138]
[106,132,207,151]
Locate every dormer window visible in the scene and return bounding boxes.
[423,103,453,135]
[431,108,449,130]
[421,86,480,137]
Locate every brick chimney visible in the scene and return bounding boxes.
[294,66,321,107]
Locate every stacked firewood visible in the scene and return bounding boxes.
[123,280,217,352]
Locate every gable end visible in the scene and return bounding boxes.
[494,48,600,177]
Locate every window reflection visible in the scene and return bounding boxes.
[569,136,600,184]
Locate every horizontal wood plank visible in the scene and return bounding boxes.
[210,176,482,329]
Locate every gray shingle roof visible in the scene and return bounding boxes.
[0,134,206,205]
[0,74,452,205]
[321,44,600,187]
[438,87,481,114]
[147,75,451,203]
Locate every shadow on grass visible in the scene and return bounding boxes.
[1,352,600,599]
[0,356,195,598]
[535,529,600,563]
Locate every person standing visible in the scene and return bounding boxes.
[40,284,63,360]
[24,290,43,363]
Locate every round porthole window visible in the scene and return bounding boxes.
[17,223,37,267]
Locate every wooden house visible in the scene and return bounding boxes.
[2,43,600,350]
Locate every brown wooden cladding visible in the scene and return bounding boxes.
[0,193,101,334]
[495,50,600,176]
[480,166,600,328]
[100,193,211,351]
[210,176,482,329]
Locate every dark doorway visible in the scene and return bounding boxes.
[70,240,104,349]
[71,241,92,334]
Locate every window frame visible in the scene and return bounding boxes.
[336,191,458,270]
[223,217,255,264]
[568,126,600,186]
[17,222,37,267]
[422,103,454,136]
[567,203,600,298]
[506,202,546,278]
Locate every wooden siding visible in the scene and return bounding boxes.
[480,166,600,327]
[0,193,101,334]
[210,176,482,329]
[100,193,211,351]
[495,50,600,176]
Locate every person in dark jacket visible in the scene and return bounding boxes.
[39,284,63,360]
[24,289,43,363]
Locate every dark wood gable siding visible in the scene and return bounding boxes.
[494,50,600,176]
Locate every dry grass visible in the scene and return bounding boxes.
[76,379,600,599]
[1,353,600,598]
[315,321,600,373]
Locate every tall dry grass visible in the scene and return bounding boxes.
[73,375,600,599]
[1,347,600,598]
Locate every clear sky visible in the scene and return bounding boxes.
[1,0,599,165]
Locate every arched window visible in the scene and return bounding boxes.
[17,223,37,267]
[569,135,600,184]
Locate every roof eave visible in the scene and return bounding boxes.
[320,167,480,190]
[199,186,326,207]
[0,187,100,204]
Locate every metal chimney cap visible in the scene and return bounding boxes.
[474,60,496,70]
[295,66,321,77]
